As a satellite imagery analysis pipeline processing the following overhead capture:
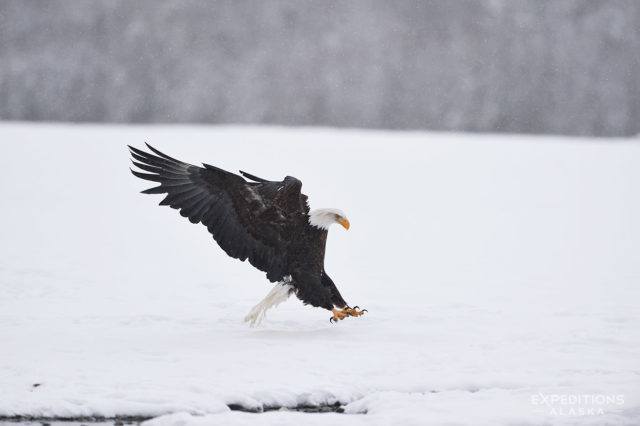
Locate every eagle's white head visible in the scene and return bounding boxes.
[308,208,350,231]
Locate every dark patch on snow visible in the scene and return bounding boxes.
[228,401,346,413]
[0,404,351,425]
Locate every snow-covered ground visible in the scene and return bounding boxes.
[0,123,638,425]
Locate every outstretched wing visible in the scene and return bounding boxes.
[129,143,308,282]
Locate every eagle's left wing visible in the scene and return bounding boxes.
[129,144,306,282]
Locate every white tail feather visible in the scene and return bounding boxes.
[244,280,294,327]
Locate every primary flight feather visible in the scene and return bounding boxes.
[129,144,366,325]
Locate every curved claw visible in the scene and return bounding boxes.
[352,306,360,310]
[330,317,335,323]
[362,309,368,313]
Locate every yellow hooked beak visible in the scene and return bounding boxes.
[337,217,350,230]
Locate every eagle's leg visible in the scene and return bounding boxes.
[329,306,367,323]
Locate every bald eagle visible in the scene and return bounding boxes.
[129,144,366,325]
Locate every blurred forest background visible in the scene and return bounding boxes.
[0,0,638,136]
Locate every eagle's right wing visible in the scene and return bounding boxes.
[129,144,305,282]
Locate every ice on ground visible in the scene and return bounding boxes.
[0,123,639,425]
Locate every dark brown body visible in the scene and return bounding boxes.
[287,225,346,310]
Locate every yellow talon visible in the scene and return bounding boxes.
[345,307,365,317]
[330,306,367,323]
